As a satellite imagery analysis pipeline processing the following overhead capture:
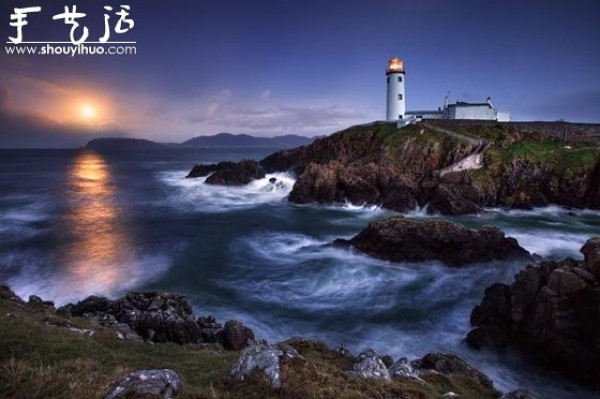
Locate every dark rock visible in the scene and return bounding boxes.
[289,161,419,212]
[197,315,222,343]
[340,216,530,266]
[28,295,43,304]
[185,163,226,178]
[111,292,202,344]
[467,237,600,389]
[67,292,203,344]
[222,320,255,350]
[411,353,494,390]
[269,177,277,184]
[67,295,112,316]
[581,237,600,276]
[205,160,265,185]
[346,349,391,381]
[103,369,182,399]
[0,285,24,305]
[499,389,542,399]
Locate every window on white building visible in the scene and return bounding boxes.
[398,76,402,82]
[398,94,403,100]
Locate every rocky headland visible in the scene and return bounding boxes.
[334,216,531,266]
[187,120,600,215]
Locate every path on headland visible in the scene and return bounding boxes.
[422,122,486,147]
[421,122,490,176]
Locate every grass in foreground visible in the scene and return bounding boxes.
[0,288,501,399]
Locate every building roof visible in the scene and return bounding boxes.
[448,101,492,108]
[405,110,444,115]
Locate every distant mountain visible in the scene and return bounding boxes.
[182,133,316,148]
[85,138,166,150]
[85,133,318,151]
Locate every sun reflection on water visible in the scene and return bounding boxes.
[58,151,133,297]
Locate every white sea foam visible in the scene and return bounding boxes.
[157,170,295,212]
[506,229,591,259]
[6,251,171,306]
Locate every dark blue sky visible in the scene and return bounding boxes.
[1,0,599,146]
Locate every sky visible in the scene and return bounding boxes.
[0,0,599,147]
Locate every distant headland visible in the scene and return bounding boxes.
[85,133,318,150]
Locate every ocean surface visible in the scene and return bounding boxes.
[1,148,600,398]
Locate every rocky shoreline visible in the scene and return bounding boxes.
[1,284,539,399]
[2,236,600,397]
[187,121,600,215]
[466,238,600,389]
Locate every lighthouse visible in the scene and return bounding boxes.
[386,57,406,121]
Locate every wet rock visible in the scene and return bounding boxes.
[337,216,530,266]
[205,160,265,185]
[467,238,600,389]
[185,163,228,178]
[230,342,285,389]
[499,389,542,399]
[103,369,182,399]
[411,353,494,390]
[222,320,255,350]
[289,161,419,212]
[581,237,600,276]
[346,349,391,381]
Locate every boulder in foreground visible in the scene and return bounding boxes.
[103,369,182,399]
[467,237,600,389]
[335,216,530,266]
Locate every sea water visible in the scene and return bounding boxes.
[1,148,599,398]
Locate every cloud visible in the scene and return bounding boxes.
[0,83,125,148]
[194,102,364,135]
[203,89,232,121]
[16,76,74,96]
[0,84,9,108]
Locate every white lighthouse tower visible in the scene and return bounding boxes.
[386,57,406,121]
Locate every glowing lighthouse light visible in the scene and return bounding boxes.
[386,57,406,121]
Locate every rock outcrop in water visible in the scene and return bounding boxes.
[186,160,265,185]
[258,121,600,214]
[466,237,600,389]
[59,292,255,348]
[334,216,530,266]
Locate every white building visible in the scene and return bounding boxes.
[385,57,510,124]
[386,57,406,121]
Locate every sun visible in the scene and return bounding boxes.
[79,103,98,120]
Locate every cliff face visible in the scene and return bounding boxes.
[259,121,600,214]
